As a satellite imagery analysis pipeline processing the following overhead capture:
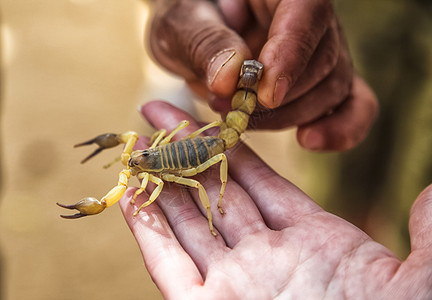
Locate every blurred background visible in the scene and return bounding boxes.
[0,0,431,299]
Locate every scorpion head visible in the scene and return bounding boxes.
[128,149,162,173]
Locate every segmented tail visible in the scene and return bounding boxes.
[218,60,264,149]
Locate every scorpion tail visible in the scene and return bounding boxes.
[219,60,263,149]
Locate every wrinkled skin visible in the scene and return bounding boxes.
[119,101,432,299]
[149,0,378,151]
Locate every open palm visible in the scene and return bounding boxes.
[120,101,432,299]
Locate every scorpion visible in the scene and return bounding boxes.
[57,60,264,236]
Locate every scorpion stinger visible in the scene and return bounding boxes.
[58,60,264,237]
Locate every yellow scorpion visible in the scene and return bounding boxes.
[57,60,263,236]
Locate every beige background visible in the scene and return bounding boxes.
[2,0,431,299]
[0,1,311,299]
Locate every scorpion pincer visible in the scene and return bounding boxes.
[57,60,264,236]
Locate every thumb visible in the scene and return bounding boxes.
[409,184,432,251]
[149,0,251,97]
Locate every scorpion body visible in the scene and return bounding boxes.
[57,60,263,236]
[133,136,225,174]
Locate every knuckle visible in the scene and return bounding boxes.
[331,75,352,105]
[288,32,318,62]
[323,126,359,151]
[150,1,238,79]
[311,0,335,24]
[187,26,238,77]
[316,28,341,76]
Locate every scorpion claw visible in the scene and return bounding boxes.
[59,212,87,219]
[79,148,104,164]
[57,197,106,218]
[74,133,121,163]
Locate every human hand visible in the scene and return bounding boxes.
[119,101,432,299]
[148,0,378,151]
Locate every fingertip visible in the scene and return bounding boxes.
[207,46,251,97]
[139,100,203,136]
[297,128,326,151]
[297,75,378,151]
[119,188,141,226]
[141,99,171,111]
[257,65,294,109]
[207,49,237,87]
[410,184,432,251]
[297,120,362,151]
[273,75,290,108]
[297,115,362,152]
[140,100,177,119]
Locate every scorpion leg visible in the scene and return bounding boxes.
[163,173,217,237]
[181,153,228,215]
[183,120,223,140]
[152,119,219,147]
[133,174,164,216]
[158,120,189,146]
[149,129,167,148]
[103,156,121,169]
[131,172,150,204]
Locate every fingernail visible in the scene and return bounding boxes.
[273,76,289,107]
[302,129,324,150]
[207,49,236,86]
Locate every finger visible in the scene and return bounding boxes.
[409,184,432,252]
[218,0,250,33]
[150,0,251,97]
[119,189,203,299]
[297,75,378,151]
[257,0,337,108]
[190,170,268,248]
[392,184,432,297]
[281,22,342,102]
[138,177,229,276]
[248,40,352,129]
[225,142,322,230]
[140,101,268,247]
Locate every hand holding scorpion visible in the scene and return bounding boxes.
[149,0,378,151]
